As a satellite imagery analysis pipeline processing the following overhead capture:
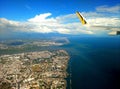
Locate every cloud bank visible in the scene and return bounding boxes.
[0,5,120,36]
[96,4,120,13]
[0,13,93,35]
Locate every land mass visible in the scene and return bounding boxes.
[0,37,69,55]
[0,50,70,89]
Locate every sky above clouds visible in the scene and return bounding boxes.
[0,0,120,36]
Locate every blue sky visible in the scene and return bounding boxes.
[0,0,119,20]
[0,0,120,36]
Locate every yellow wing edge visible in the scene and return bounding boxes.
[76,11,87,25]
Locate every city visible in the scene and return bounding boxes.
[0,50,70,89]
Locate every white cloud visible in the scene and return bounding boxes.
[0,13,92,35]
[0,9,120,36]
[28,13,56,23]
[81,12,103,18]
[82,17,120,34]
[96,5,120,13]
[87,17,120,26]
[56,14,76,23]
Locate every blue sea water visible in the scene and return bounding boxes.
[62,36,120,89]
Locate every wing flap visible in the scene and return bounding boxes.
[108,31,120,35]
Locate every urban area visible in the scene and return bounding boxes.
[0,50,70,89]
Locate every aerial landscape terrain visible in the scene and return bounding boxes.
[0,38,70,89]
[0,0,120,89]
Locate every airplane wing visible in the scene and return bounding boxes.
[76,11,120,35]
[108,31,120,35]
[76,11,87,25]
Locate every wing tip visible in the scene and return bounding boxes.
[76,11,87,25]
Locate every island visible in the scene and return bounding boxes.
[0,50,70,89]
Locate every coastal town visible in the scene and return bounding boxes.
[0,50,70,89]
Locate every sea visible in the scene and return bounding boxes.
[60,36,120,89]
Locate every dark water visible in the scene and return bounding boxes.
[62,36,120,89]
